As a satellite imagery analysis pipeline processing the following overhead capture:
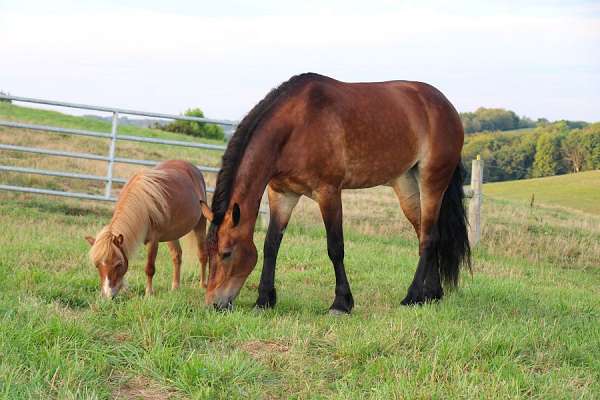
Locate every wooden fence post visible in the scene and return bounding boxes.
[468,156,483,246]
[259,190,270,229]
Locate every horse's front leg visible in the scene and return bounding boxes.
[317,188,354,314]
[145,241,159,296]
[255,187,299,309]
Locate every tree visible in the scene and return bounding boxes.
[562,130,586,173]
[162,108,225,141]
[0,90,11,103]
[460,107,535,134]
[532,131,566,177]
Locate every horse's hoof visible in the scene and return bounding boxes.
[401,291,424,306]
[329,308,351,316]
[329,292,354,314]
[254,287,277,309]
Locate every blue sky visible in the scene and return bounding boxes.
[1,0,599,121]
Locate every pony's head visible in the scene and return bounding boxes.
[85,229,129,298]
[204,203,258,310]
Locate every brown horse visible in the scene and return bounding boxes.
[86,160,212,298]
[203,73,470,313]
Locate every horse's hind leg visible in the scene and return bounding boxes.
[193,216,208,288]
[167,240,182,290]
[392,169,421,238]
[145,241,159,296]
[255,187,300,309]
[401,166,454,305]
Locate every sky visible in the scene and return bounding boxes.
[1,0,599,122]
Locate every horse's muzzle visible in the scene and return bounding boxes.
[212,297,234,311]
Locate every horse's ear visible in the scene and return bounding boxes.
[232,203,240,227]
[113,234,124,247]
[200,201,213,222]
[85,236,95,246]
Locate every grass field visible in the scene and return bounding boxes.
[1,104,599,399]
[484,171,600,215]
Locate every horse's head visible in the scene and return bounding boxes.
[85,231,129,298]
[204,203,258,310]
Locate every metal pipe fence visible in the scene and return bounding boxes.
[0,94,234,202]
[0,94,480,237]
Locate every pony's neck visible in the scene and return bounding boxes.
[108,207,149,258]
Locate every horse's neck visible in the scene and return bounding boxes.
[229,134,280,232]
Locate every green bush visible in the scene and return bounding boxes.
[0,90,11,103]
[162,108,225,141]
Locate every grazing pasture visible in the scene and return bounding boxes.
[484,170,600,215]
[1,104,599,398]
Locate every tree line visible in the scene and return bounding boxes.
[460,107,540,133]
[462,121,600,182]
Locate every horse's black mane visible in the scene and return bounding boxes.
[209,72,325,228]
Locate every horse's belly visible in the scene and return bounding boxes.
[342,147,417,189]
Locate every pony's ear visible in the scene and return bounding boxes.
[113,234,124,247]
[85,236,95,246]
[232,203,240,227]
[200,201,213,222]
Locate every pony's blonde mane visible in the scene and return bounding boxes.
[89,169,170,264]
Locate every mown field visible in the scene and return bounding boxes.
[1,104,599,399]
[484,170,600,215]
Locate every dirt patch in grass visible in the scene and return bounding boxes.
[240,340,289,360]
[113,375,179,400]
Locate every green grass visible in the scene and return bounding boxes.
[0,189,599,399]
[484,171,600,215]
[1,104,599,398]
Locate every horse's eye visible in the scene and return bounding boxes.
[221,251,232,260]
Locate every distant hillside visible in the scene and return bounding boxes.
[484,170,600,215]
[83,114,164,128]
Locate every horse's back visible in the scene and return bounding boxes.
[276,76,463,189]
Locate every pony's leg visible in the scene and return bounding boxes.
[317,188,354,314]
[166,240,182,290]
[193,217,208,288]
[255,187,300,309]
[145,241,159,296]
[401,168,452,305]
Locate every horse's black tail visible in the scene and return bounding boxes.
[435,161,471,287]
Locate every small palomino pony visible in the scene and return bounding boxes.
[86,160,213,298]
[203,73,471,313]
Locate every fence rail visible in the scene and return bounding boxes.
[0,94,234,201]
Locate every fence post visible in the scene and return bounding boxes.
[104,111,119,199]
[468,156,483,246]
[259,190,270,229]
